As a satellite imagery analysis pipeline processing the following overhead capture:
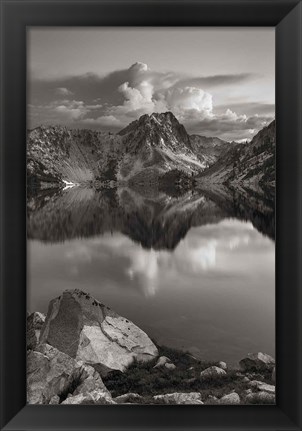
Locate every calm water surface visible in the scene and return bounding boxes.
[27,187,275,366]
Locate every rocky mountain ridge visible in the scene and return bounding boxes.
[27,112,275,191]
[27,126,122,186]
[198,120,275,191]
[27,113,206,188]
[117,112,206,184]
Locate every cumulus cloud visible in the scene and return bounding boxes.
[215,102,275,118]
[165,87,213,115]
[28,99,104,126]
[186,114,273,141]
[55,218,272,297]
[82,115,122,127]
[54,100,89,120]
[28,62,274,140]
[118,80,154,112]
[93,62,215,126]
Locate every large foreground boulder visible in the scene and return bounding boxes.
[27,343,111,404]
[39,289,158,375]
[154,392,203,405]
[239,352,275,372]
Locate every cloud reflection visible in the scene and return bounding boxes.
[59,218,273,297]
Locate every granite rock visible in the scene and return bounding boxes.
[39,289,158,375]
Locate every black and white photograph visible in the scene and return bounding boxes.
[26,27,276,406]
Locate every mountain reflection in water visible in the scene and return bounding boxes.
[27,185,275,365]
[27,185,274,246]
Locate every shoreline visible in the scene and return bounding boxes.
[27,290,276,405]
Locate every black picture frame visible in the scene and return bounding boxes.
[1,0,301,430]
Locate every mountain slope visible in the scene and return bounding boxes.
[27,114,275,192]
[117,112,206,183]
[27,126,122,187]
[27,113,207,188]
[189,135,236,167]
[197,120,275,190]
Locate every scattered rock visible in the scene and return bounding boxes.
[246,391,275,404]
[153,356,176,370]
[184,377,197,384]
[272,367,276,383]
[39,289,158,375]
[239,352,275,372]
[27,311,46,350]
[200,366,226,381]
[154,356,170,368]
[217,361,227,371]
[62,390,115,405]
[205,395,219,405]
[219,392,240,405]
[114,393,142,404]
[248,381,275,394]
[208,395,218,400]
[27,292,277,406]
[153,392,203,405]
[27,343,111,405]
[258,383,275,394]
[248,379,265,388]
[165,363,176,370]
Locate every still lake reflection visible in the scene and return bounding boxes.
[27,186,275,366]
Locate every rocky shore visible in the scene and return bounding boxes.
[27,289,275,405]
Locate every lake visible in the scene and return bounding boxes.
[27,185,275,366]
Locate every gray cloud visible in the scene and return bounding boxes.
[175,73,259,90]
[29,64,259,108]
[54,87,74,97]
[186,114,274,141]
[215,102,275,117]
[28,62,274,141]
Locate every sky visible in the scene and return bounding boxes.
[27,27,275,141]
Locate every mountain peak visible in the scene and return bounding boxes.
[144,111,180,125]
[141,111,177,122]
[150,111,176,121]
[118,112,180,136]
